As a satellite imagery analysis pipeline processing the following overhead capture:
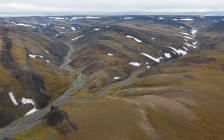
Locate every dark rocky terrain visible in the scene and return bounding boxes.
[0,15,224,140]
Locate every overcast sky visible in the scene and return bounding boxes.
[0,0,224,16]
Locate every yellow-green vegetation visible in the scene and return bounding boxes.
[14,98,154,140]
[136,75,182,88]
[0,67,23,94]
[30,59,71,98]
[13,121,53,140]
[0,38,3,48]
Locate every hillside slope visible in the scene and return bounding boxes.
[10,17,224,140]
[0,25,71,127]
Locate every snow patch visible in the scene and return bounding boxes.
[29,54,43,59]
[114,77,120,80]
[45,50,49,53]
[108,53,113,56]
[54,26,65,30]
[167,46,187,55]
[183,36,194,40]
[141,53,161,63]
[191,29,198,37]
[72,35,84,41]
[86,16,101,19]
[25,107,38,116]
[184,43,196,48]
[124,17,134,20]
[94,28,101,31]
[129,62,141,66]
[192,41,198,45]
[71,27,76,31]
[11,22,35,28]
[71,17,84,20]
[49,17,65,21]
[179,32,191,36]
[180,18,194,21]
[183,47,188,51]
[9,92,18,106]
[21,98,35,105]
[126,35,143,43]
[146,62,151,69]
[164,53,171,59]
[21,98,38,116]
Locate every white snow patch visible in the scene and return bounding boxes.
[129,62,142,66]
[183,47,188,50]
[60,31,67,34]
[54,26,65,29]
[141,53,161,63]
[9,92,18,106]
[192,41,198,45]
[71,27,76,31]
[158,17,164,19]
[15,23,32,27]
[25,107,38,116]
[21,98,35,105]
[173,19,179,20]
[151,38,155,40]
[124,17,134,20]
[72,35,84,41]
[46,60,50,63]
[179,32,191,36]
[180,18,194,21]
[180,26,185,29]
[114,77,120,80]
[126,35,143,43]
[164,53,171,59]
[29,54,43,59]
[191,29,198,37]
[108,53,113,56]
[45,50,49,53]
[11,22,35,28]
[71,17,84,20]
[86,16,101,19]
[184,43,196,48]
[167,46,187,55]
[21,98,38,116]
[183,36,194,40]
[172,51,177,54]
[49,17,65,21]
[146,62,151,69]
[94,28,101,31]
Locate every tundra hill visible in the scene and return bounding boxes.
[34,15,203,97]
[0,15,223,139]
[0,24,71,127]
[11,18,224,140]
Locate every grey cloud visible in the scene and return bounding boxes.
[0,0,224,16]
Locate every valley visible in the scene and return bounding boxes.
[0,15,224,140]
